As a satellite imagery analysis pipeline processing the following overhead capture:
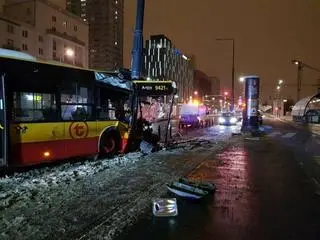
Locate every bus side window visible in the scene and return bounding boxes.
[60,81,93,121]
[13,92,57,122]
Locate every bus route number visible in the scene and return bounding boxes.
[155,85,167,91]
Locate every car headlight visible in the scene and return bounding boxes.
[219,117,225,123]
[230,117,237,123]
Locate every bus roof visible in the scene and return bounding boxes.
[0,48,116,74]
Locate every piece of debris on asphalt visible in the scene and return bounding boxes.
[232,132,241,136]
[152,198,178,217]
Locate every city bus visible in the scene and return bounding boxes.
[0,49,176,168]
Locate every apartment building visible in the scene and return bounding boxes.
[66,0,123,70]
[1,0,88,67]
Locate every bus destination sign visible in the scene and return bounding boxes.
[134,81,175,96]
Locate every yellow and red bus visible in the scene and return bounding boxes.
[0,49,176,168]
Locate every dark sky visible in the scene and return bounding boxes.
[124,0,320,102]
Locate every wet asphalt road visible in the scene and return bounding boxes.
[115,118,320,240]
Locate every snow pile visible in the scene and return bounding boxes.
[0,152,143,210]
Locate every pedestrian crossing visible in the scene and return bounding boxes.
[267,131,297,139]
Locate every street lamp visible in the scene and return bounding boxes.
[277,86,281,90]
[216,38,235,110]
[291,59,320,101]
[194,91,198,95]
[239,76,245,82]
[278,79,283,85]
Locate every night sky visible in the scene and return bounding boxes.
[124,0,320,102]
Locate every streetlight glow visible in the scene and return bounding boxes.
[239,77,245,82]
[278,79,283,85]
[194,91,198,95]
[65,48,75,57]
[277,86,281,90]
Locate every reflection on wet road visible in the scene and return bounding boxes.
[116,134,320,240]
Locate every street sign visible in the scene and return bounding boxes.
[134,81,176,96]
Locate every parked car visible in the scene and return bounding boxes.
[179,103,213,128]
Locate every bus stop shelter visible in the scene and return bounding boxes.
[292,93,320,123]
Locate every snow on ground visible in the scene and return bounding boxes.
[0,126,241,240]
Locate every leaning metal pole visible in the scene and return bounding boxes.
[131,0,145,80]
[127,0,145,152]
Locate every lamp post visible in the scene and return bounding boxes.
[216,38,235,110]
[291,59,320,101]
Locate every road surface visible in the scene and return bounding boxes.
[115,118,320,240]
[151,116,221,142]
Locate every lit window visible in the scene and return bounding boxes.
[63,21,67,28]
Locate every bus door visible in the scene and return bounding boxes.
[0,74,8,167]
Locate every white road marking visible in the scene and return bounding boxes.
[282,132,296,138]
[268,131,281,137]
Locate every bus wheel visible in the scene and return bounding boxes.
[100,132,119,158]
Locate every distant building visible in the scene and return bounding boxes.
[66,0,123,70]
[208,76,220,95]
[143,34,194,103]
[1,0,88,67]
[193,70,213,98]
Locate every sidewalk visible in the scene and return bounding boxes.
[265,113,320,136]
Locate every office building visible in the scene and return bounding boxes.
[208,76,220,95]
[66,0,123,70]
[1,0,88,67]
[143,34,194,103]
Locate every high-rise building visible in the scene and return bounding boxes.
[1,0,88,67]
[193,70,213,98]
[143,34,194,103]
[66,0,123,71]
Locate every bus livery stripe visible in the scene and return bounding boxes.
[11,137,99,165]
